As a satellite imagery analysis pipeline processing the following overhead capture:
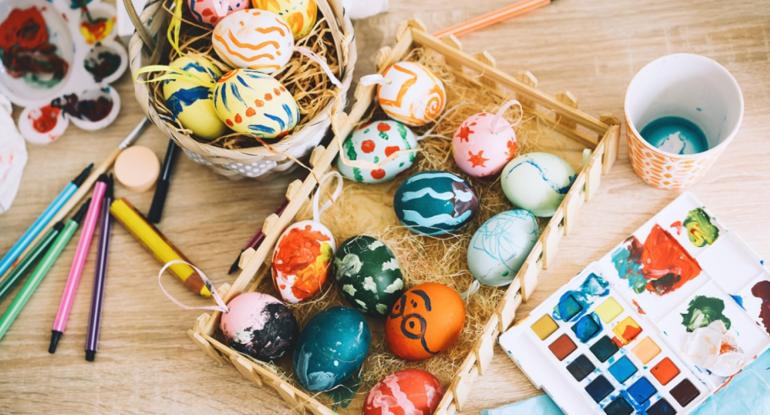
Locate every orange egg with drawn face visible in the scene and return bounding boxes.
[385,283,465,361]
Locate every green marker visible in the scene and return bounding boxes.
[0,202,89,342]
[0,222,65,301]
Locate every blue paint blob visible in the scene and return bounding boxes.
[553,273,609,321]
[647,398,677,415]
[585,375,614,403]
[566,354,595,381]
[166,86,210,118]
[731,294,745,309]
[604,396,634,415]
[555,293,584,321]
[640,116,709,155]
[609,356,638,384]
[572,313,602,343]
[590,336,619,362]
[627,377,656,405]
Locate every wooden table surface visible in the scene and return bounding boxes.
[2,0,769,413]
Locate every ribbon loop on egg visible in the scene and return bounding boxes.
[312,171,344,222]
[359,74,386,86]
[158,259,229,312]
[492,99,523,134]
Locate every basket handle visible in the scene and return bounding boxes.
[123,0,156,50]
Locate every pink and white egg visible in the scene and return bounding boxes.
[452,112,518,178]
[219,292,298,361]
[187,0,249,26]
[364,369,443,415]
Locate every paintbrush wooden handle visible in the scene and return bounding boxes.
[434,0,551,38]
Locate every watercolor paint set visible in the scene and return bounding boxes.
[500,192,770,414]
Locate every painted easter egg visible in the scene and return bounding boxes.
[385,283,465,361]
[187,0,249,26]
[271,220,335,304]
[162,54,227,140]
[364,369,444,415]
[394,171,479,236]
[501,152,576,217]
[333,235,405,317]
[212,9,294,73]
[452,112,518,178]
[213,69,300,138]
[251,0,317,38]
[293,307,371,392]
[377,62,446,127]
[337,120,418,184]
[467,210,540,287]
[219,292,298,361]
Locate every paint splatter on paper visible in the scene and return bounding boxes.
[684,208,719,247]
[611,224,702,295]
[751,281,770,334]
[681,295,732,332]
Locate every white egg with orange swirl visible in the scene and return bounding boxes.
[212,9,294,74]
[376,62,446,127]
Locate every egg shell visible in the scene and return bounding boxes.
[452,112,518,178]
[333,235,405,317]
[212,9,294,73]
[364,369,444,415]
[271,220,335,304]
[377,62,446,127]
[293,307,371,392]
[251,0,317,38]
[162,55,227,140]
[394,171,479,236]
[187,0,248,26]
[385,283,465,361]
[467,210,540,287]
[337,120,418,184]
[213,69,300,138]
[501,152,576,217]
[219,292,298,361]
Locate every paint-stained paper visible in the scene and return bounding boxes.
[0,95,28,214]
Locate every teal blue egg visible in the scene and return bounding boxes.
[293,307,371,392]
[501,152,576,218]
[394,171,479,236]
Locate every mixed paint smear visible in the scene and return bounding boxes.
[683,208,720,247]
[51,91,113,122]
[553,273,609,322]
[84,47,121,82]
[680,295,745,377]
[681,296,731,333]
[751,280,770,333]
[611,225,702,296]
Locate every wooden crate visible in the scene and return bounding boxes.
[189,20,620,415]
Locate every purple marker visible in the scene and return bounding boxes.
[85,175,114,361]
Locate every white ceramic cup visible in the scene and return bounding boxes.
[625,53,744,189]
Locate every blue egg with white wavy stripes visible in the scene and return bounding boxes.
[501,152,576,218]
[293,307,371,392]
[394,171,480,236]
[467,209,540,287]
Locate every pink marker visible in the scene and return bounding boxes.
[49,175,109,354]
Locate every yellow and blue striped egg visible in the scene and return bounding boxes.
[251,0,317,38]
[212,9,294,73]
[162,54,227,140]
[213,69,300,138]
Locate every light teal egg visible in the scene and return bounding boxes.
[293,307,371,392]
[337,120,418,184]
[394,171,479,236]
[501,152,576,217]
[467,210,540,287]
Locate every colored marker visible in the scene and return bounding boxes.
[147,140,179,224]
[0,163,93,278]
[110,198,211,297]
[0,203,89,342]
[49,176,109,354]
[0,222,64,301]
[85,176,114,361]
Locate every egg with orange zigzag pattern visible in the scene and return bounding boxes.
[213,69,300,138]
[212,9,294,73]
[251,0,317,38]
[377,61,446,127]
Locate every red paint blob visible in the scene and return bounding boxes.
[31,105,60,133]
[361,139,375,153]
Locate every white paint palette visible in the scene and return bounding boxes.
[500,192,770,415]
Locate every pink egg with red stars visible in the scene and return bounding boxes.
[187,0,249,26]
[364,369,443,415]
[452,112,518,178]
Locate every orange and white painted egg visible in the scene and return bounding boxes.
[187,0,248,26]
[251,0,317,38]
[272,220,336,304]
[212,69,300,138]
[212,9,294,73]
[377,62,446,127]
[452,112,518,178]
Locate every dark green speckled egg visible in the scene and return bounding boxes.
[333,236,405,317]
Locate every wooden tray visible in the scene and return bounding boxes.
[189,20,621,414]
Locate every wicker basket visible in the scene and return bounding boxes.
[189,20,621,414]
[126,0,356,179]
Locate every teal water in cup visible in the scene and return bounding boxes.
[640,116,709,155]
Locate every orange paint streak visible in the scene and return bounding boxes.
[213,33,281,68]
[226,31,280,51]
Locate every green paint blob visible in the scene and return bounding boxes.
[680,295,731,332]
[641,116,709,155]
[684,208,719,247]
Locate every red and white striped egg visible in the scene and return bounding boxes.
[186,0,249,26]
[452,112,518,178]
[364,369,443,415]
[212,9,294,73]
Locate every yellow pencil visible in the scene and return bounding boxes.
[110,198,211,297]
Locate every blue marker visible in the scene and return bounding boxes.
[0,163,93,277]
